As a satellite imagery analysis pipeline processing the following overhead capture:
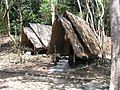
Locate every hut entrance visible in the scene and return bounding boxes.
[48,12,100,67]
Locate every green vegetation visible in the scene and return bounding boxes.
[0,0,110,35]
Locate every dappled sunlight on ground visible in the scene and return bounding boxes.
[0,36,110,90]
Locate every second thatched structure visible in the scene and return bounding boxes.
[21,23,52,50]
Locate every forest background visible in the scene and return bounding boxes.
[0,0,110,37]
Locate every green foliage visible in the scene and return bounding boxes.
[103,0,110,36]
[21,0,42,25]
[0,0,110,36]
[39,1,51,24]
[0,3,5,34]
[57,3,69,15]
[55,0,79,15]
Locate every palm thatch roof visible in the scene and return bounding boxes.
[48,11,100,58]
[21,23,52,49]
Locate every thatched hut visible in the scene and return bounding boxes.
[48,12,100,61]
[21,23,52,50]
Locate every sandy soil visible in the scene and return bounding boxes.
[0,35,110,90]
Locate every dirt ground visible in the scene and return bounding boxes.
[0,36,110,90]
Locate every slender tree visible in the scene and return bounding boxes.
[3,0,18,46]
[96,0,105,60]
[4,0,11,35]
[110,0,120,89]
[16,0,23,43]
[86,0,99,39]
[77,0,83,18]
[51,0,56,25]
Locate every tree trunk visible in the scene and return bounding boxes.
[17,0,23,44]
[4,0,10,35]
[77,0,83,18]
[110,0,120,89]
[4,0,17,45]
[86,0,98,39]
[51,0,56,25]
[97,0,105,60]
